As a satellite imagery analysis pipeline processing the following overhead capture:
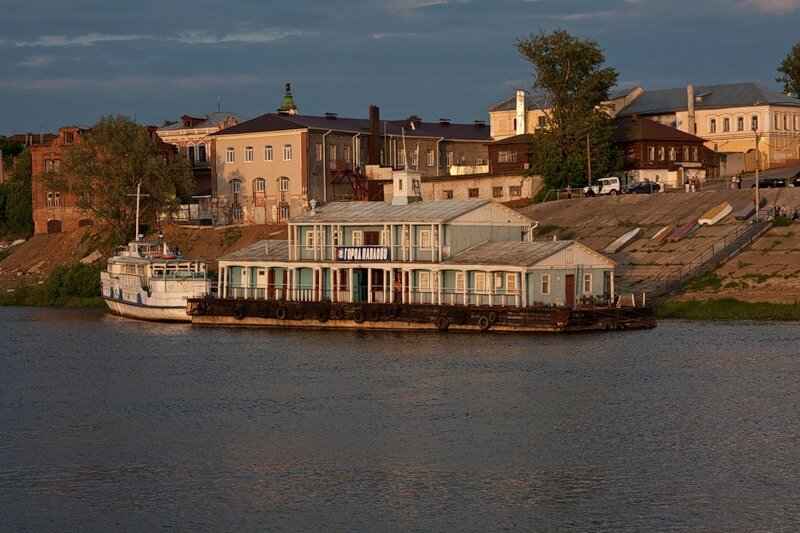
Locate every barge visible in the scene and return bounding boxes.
[188,297,654,332]
[188,176,655,332]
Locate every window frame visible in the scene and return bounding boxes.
[283,144,293,161]
[264,145,273,162]
[541,274,550,295]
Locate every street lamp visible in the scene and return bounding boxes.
[752,127,760,222]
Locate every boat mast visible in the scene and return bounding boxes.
[127,181,149,242]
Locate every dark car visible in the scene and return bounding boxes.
[752,177,786,188]
[792,170,800,187]
[624,181,661,194]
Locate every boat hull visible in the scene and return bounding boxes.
[188,298,656,333]
[103,297,191,322]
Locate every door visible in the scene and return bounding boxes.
[565,274,575,308]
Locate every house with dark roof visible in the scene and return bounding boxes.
[208,89,491,226]
[613,116,719,188]
[617,82,800,171]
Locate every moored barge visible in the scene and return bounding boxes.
[188,174,655,332]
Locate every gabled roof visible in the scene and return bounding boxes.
[492,133,533,145]
[489,91,549,112]
[613,116,707,143]
[444,240,613,268]
[618,82,800,116]
[212,113,491,141]
[220,239,289,262]
[289,199,534,225]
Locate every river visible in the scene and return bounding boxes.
[1,307,798,531]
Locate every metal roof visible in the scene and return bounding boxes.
[158,112,251,132]
[213,113,491,141]
[289,199,525,224]
[220,239,289,262]
[444,240,573,267]
[618,82,800,116]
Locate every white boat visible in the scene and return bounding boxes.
[101,238,211,322]
[604,227,643,254]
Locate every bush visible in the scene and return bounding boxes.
[0,263,105,307]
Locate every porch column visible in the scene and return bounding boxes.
[521,270,528,307]
[220,266,226,298]
[367,267,373,303]
[610,271,615,303]
[349,267,354,303]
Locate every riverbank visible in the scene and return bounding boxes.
[654,298,800,321]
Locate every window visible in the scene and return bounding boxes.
[280,203,289,220]
[230,179,241,194]
[723,118,730,132]
[542,274,550,295]
[427,149,435,167]
[682,147,689,161]
[315,143,322,161]
[657,146,665,161]
[737,117,744,131]
[647,146,655,162]
[444,190,453,199]
[468,188,479,198]
[264,145,273,162]
[397,149,405,168]
[446,152,453,167]
[364,231,380,246]
[418,272,431,291]
[498,150,517,163]
[254,177,266,193]
[245,146,253,162]
[669,147,676,161]
[784,115,788,130]
[410,151,418,167]
[305,230,317,249]
[775,113,780,129]
[751,116,759,130]
[188,145,196,163]
[351,230,362,246]
[583,274,592,293]
[345,145,352,163]
[64,132,74,144]
[232,206,242,221]
[78,191,91,207]
[44,159,54,171]
[198,143,206,162]
[506,274,517,293]
[692,147,698,161]
[419,229,431,249]
[283,144,292,161]
[46,191,61,207]
[329,145,337,162]
[53,159,60,170]
[474,272,486,292]
[226,147,235,163]
[279,177,289,192]
[492,186,504,198]
[509,186,521,197]
[538,116,547,128]
[709,119,716,133]
[455,272,465,292]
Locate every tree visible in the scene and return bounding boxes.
[45,115,193,244]
[516,28,620,193]
[777,43,800,96]
[0,149,33,238]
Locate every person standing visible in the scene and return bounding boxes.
[737,174,742,189]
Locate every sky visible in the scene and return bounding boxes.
[2,0,800,134]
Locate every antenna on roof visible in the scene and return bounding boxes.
[217,91,221,113]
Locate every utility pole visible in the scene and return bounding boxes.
[0,149,4,183]
[586,133,592,185]
[753,129,760,222]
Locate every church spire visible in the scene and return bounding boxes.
[277,83,298,115]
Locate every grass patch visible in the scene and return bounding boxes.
[617,218,639,228]
[684,271,724,291]
[773,214,792,227]
[0,263,105,307]
[741,273,774,284]
[655,298,800,321]
[535,224,560,236]
[221,227,243,248]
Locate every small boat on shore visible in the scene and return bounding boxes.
[101,238,211,322]
[668,219,699,242]
[650,223,676,245]
[604,227,643,253]
[699,202,732,225]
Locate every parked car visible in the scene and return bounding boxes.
[624,181,661,194]
[583,176,621,196]
[791,170,800,187]
[752,177,786,188]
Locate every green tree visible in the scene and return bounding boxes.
[45,115,193,244]
[0,149,33,237]
[777,42,800,96]
[516,28,620,192]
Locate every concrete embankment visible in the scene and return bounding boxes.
[518,187,800,303]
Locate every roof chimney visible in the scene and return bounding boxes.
[368,105,380,165]
[516,90,526,134]
[687,84,695,134]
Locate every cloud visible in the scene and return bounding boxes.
[553,10,621,21]
[174,27,310,44]
[739,0,799,12]
[18,55,57,67]
[8,33,148,47]
[0,74,266,92]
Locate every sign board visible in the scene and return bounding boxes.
[335,246,390,262]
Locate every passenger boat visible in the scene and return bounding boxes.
[101,238,211,322]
